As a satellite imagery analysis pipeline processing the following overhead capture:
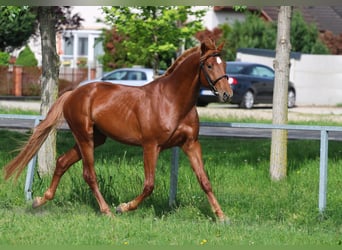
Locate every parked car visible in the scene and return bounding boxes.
[79,67,165,87]
[197,61,296,109]
[197,88,218,107]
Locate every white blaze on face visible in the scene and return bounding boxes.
[216,57,222,64]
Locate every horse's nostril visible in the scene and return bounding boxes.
[223,92,230,102]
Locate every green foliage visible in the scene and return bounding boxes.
[0,51,10,65]
[101,6,205,72]
[290,10,330,54]
[15,45,38,66]
[233,6,247,12]
[220,13,276,60]
[220,10,330,60]
[0,6,37,52]
[100,27,130,70]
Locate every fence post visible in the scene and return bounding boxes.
[319,129,329,213]
[13,66,23,96]
[24,117,41,200]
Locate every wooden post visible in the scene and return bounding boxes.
[13,66,23,96]
[90,68,96,79]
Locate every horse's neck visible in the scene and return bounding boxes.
[165,52,201,100]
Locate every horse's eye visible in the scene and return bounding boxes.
[207,64,213,70]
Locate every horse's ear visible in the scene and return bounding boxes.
[217,41,225,51]
[200,40,208,55]
[200,38,215,55]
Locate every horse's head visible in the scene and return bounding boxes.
[199,39,233,103]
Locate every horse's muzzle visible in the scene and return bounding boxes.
[222,91,232,103]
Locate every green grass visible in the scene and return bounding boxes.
[1,129,342,246]
[0,107,39,115]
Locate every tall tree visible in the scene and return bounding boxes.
[36,7,60,176]
[270,6,293,181]
[36,7,82,176]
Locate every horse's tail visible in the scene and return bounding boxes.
[3,91,73,180]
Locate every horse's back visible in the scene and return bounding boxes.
[64,82,147,144]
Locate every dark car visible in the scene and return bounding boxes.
[197,61,296,109]
[197,88,219,107]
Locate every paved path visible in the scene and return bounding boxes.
[0,99,40,111]
[2,99,342,127]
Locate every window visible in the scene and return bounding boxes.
[63,37,74,56]
[103,70,127,81]
[78,37,88,56]
[227,64,244,74]
[127,71,147,81]
[103,70,147,81]
[94,37,104,60]
[250,66,274,78]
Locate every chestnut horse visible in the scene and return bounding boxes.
[4,39,233,222]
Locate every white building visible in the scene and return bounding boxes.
[57,6,107,69]
[25,6,107,68]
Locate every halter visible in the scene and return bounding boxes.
[199,52,229,96]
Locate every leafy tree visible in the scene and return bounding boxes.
[290,10,329,54]
[219,13,276,60]
[0,51,10,65]
[100,27,130,71]
[0,6,37,52]
[219,10,329,60]
[101,6,205,73]
[15,45,38,66]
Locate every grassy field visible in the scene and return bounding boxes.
[1,127,342,246]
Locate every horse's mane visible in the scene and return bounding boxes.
[163,39,220,76]
[164,46,200,76]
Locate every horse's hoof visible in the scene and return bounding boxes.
[103,210,114,218]
[116,203,129,214]
[218,216,231,225]
[32,197,44,209]
[116,207,122,214]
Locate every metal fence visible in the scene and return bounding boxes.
[170,122,342,214]
[1,114,342,213]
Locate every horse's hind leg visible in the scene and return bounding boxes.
[32,131,107,210]
[32,145,82,208]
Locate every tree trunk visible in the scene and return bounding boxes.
[270,6,292,181]
[37,7,59,176]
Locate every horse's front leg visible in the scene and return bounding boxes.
[182,139,229,223]
[116,143,159,213]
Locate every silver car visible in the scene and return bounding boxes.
[79,67,164,87]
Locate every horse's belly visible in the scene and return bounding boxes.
[94,118,143,146]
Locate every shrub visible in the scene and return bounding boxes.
[15,45,38,66]
[0,51,9,65]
